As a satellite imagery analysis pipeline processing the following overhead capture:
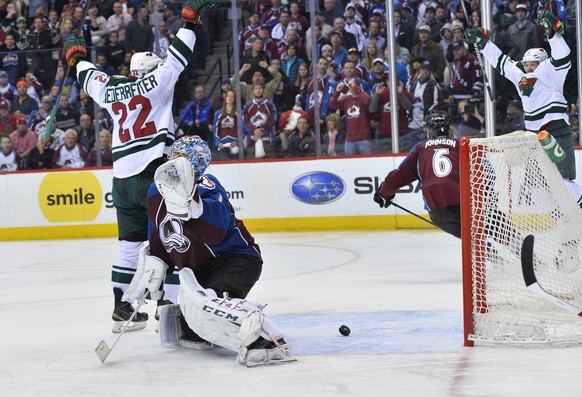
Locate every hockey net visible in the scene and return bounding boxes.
[460,130,582,346]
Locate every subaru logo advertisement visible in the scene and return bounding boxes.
[290,172,346,204]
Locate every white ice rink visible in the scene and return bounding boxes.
[2,231,582,396]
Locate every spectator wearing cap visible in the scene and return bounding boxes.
[29,95,53,134]
[330,77,373,155]
[331,18,358,53]
[345,0,368,24]
[9,114,37,163]
[0,135,21,171]
[239,10,262,58]
[394,8,415,51]
[288,1,308,42]
[329,30,348,70]
[410,24,446,85]
[507,3,539,61]
[345,47,369,83]
[11,80,38,117]
[369,58,389,87]
[381,48,409,87]
[261,0,288,29]
[362,20,386,60]
[209,78,233,123]
[106,1,132,42]
[449,40,482,120]
[323,0,345,26]
[369,73,413,152]
[0,71,16,104]
[415,0,439,29]
[497,100,525,135]
[408,60,445,133]
[412,6,443,46]
[258,25,280,61]
[305,11,332,62]
[344,4,365,53]
[14,16,31,50]
[271,9,290,43]
[0,99,17,136]
[235,60,282,103]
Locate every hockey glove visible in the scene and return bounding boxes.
[537,9,564,37]
[373,183,394,208]
[63,36,87,66]
[155,156,202,221]
[122,243,168,303]
[464,27,490,50]
[181,0,216,24]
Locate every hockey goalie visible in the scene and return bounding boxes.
[123,135,296,367]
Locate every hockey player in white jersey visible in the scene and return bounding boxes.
[63,0,216,332]
[465,7,582,205]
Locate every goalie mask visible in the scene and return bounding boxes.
[130,51,162,78]
[522,48,548,65]
[425,112,450,139]
[170,135,211,178]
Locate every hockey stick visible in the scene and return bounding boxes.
[95,293,148,363]
[521,234,582,317]
[391,202,436,227]
[43,0,91,141]
[459,0,494,101]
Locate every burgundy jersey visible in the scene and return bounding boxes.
[329,89,372,141]
[451,53,483,97]
[379,137,460,211]
[375,87,411,137]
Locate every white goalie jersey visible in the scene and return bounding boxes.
[76,29,196,178]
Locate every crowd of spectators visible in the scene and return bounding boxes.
[0,0,580,170]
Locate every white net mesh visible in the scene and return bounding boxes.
[465,131,582,345]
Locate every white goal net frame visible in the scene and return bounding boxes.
[460,130,582,346]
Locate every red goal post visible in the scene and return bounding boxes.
[459,131,582,347]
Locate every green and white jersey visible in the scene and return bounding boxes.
[482,33,570,131]
[77,29,196,178]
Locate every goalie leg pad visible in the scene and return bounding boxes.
[178,268,283,354]
[159,304,214,349]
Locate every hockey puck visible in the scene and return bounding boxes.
[339,325,351,336]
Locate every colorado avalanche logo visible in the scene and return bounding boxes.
[346,104,361,119]
[221,114,235,129]
[159,214,191,253]
[250,112,268,128]
[519,76,537,97]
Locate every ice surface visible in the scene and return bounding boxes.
[1,231,581,396]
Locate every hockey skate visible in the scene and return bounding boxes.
[112,287,148,333]
[242,337,297,368]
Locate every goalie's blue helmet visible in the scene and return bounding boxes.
[424,112,450,139]
[170,135,211,178]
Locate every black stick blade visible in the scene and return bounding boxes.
[521,235,537,287]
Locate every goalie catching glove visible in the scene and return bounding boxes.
[464,27,490,50]
[537,9,564,37]
[181,0,216,24]
[155,156,203,221]
[63,36,87,66]
[122,242,168,303]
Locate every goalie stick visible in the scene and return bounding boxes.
[521,234,582,317]
[95,293,148,363]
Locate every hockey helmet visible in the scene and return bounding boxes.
[522,48,548,65]
[170,135,211,178]
[130,51,162,78]
[425,112,450,139]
